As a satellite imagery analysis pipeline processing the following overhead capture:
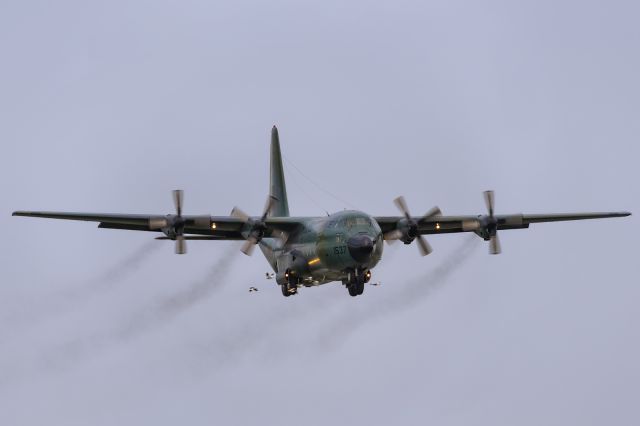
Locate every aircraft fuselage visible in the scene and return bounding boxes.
[260,210,383,287]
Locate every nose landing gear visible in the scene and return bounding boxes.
[344,268,371,297]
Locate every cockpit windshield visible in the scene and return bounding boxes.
[335,216,371,228]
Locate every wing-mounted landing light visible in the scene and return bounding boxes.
[149,190,188,254]
[231,195,287,256]
[384,196,441,256]
[461,190,520,254]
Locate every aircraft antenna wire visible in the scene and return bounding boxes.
[283,155,359,211]
[284,161,329,216]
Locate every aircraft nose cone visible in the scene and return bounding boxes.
[347,235,374,263]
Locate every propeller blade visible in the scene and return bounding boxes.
[483,190,494,217]
[230,207,250,222]
[173,190,184,216]
[261,195,277,221]
[416,235,433,256]
[393,196,411,220]
[175,235,187,254]
[241,238,257,256]
[489,234,501,255]
[418,206,442,224]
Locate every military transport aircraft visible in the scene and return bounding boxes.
[13,126,631,297]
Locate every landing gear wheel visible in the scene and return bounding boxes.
[281,284,292,297]
[347,273,366,297]
[281,274,298,297]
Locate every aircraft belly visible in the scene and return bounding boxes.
[309,267,344,284]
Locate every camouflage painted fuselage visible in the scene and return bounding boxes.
[260,210,383,286]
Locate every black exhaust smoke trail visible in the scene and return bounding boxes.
[0,245,239,385]
[94,239,161,288]
[194,237,478,370]
[114,244,240,341]
[0,240,161,337]
[58,239,162,301]
[315,234,479,350]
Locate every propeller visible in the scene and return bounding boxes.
[231,196,277,256]
[484,190,501,254]
[385,196,441,256]
[462,190,501,255]
[149,189,188,254]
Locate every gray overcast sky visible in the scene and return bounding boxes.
[1,0,639,425]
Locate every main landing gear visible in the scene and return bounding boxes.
[344,268,371,297]
[281,269,299,297]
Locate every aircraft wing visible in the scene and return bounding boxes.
[11,211,303,240]
[374,212,631,235]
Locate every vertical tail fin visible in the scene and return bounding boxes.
[269,126,290,217]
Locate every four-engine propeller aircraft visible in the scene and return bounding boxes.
[13,126,631,297]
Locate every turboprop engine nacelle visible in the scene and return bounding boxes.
[395,218,418,244]
[275,251,308,285]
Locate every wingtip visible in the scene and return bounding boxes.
[610,211,632,218]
